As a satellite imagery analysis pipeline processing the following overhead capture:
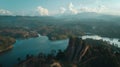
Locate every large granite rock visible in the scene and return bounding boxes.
[65,37,89,63]
[65,37,120,67]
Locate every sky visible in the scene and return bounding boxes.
[0,0,120,16]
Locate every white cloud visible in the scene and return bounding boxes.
[79,5,108,13]
[98,5,120,15]
[67,2,117,15]
[80,7,98,13]
[59,3,118,15]
[0,9,12,15]
[68,2,78,14]
[98,5,107,12]
[60,7,66,14]
[37,6,49,16]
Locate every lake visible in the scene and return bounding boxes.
[0,35,69,67]
[0,34,120,67]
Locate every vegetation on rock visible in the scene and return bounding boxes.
[0,36,16,53]
[15,37,120,67]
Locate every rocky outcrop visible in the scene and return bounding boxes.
[65,37,89,63]
[65,37,120,67]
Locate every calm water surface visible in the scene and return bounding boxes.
[0,35,120,67]
[0,35,68,67]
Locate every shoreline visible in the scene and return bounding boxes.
[0,45,13,54]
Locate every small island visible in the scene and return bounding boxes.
[0,36,16,53]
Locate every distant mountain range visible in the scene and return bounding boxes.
[0,12,120,38]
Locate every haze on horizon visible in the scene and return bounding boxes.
[0,0,120,16]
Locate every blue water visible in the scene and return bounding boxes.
[0,35,120,67]
[0,35,68,67]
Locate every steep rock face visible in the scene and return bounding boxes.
[65,37,89,63]
[65,37,120,67]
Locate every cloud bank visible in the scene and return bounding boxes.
[60,7,66,14]
[68,3,78,14]
[80,5,107,13]
[0,9,12,15]
[37,6,49,16]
